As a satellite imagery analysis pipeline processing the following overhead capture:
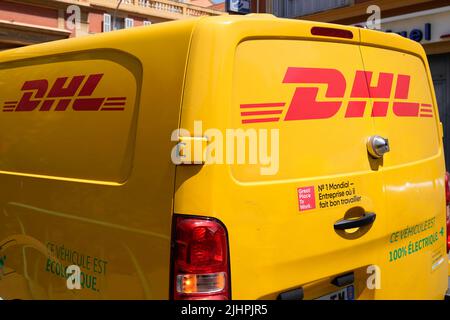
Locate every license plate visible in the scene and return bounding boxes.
[315,285,355,300]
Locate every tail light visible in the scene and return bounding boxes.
[311,26,354,39]
[446,172,450,252]
[447,212,450,253]
[445,172,450,205]
[170,215,230,300]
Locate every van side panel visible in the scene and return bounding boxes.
[0,21,195,299]
[0,50,140,183]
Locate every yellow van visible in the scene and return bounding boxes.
[0,14,448,300]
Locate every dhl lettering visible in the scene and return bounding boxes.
[2,74,127,112]
[283,67,345,120]
[240,67,433,124]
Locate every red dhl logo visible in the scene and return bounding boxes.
[240,67,433,124]
[2,74,126,112]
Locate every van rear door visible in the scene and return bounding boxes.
[226,35,388,299]
[358,30,448,299]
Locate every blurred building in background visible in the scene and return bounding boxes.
[0,0,226,50]
[251,0,449,53]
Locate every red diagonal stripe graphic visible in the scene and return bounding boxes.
[241,110,283,116]
[240,103,285,109]
[242,118,280,124]
[101,107,125,111]
[103,102,126,106]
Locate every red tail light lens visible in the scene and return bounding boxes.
[171,215,230,300]
[311,26,354,39]
[445,172,450,205]
[446,172,450,252]
[447,214,450,253]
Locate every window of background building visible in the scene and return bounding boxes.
[114,17,125,30]
[104,13,133,32]
[103,13,111,32]
[125,17,134,29]
[272,0,352,18]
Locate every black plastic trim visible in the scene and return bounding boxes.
[277,287,304,300]
[331,272,355,287]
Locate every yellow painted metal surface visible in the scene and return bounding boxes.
[0,20,195,299]
[0,15,447,299]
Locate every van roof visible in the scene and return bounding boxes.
[0,14,427,64]
[194,14,426,60]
